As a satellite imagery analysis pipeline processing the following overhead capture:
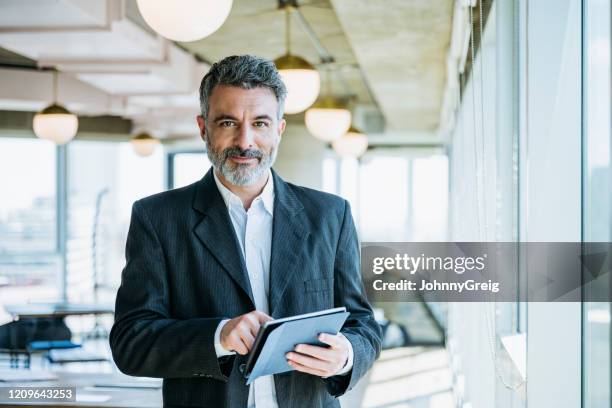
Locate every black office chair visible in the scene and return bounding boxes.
[0,318,72,369]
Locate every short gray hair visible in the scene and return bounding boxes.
[199,55,287,120]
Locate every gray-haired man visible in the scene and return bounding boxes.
[110,55,381,408]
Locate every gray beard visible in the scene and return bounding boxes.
[205,138,278,187]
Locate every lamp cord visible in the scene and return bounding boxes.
[52,71,58,104]
[469,1,482,240]
[474,0,525,391]
[479,0,488,238]
[326,65,332,96]
[285,6,291,55]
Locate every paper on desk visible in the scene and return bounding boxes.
[0,369,58,382]
[76,394,111,403]
[92,380,162,389]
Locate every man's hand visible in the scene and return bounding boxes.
[220,310,272,355]
[285,333,351,377]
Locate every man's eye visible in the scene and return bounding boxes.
[253,121,268,128]
[220,121,235,127]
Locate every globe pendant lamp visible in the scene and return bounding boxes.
[136,0,233,42]
[131,132,160,157]
[305,68,351,142]
[33,71,78,145]
[332,126,368,158]
[274,6,320,114]
[305,95,351,142]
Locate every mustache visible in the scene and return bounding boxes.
[222,147,263,160]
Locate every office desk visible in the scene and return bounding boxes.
[2,303,115,352]
[0,372,162,407]
[4,304,114,320]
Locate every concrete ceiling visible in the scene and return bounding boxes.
[330,0,453,132]
[182,0,453,134]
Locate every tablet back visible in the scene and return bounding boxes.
[245,311,349,384]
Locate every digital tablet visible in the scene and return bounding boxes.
[243,307,349,384]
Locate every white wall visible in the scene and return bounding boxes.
[274,122,327,190]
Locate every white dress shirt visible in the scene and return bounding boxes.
[211,169,353,408]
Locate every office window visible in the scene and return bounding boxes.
[330,149,448,242]
[357,154,409,241]
[339,157,360,223]
[66,141,164,308]
[321,156,337,194]
[411,155,449,241]
[0,138,58,323]
[169,151,210,189]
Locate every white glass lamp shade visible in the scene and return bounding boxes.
[332,126,368,158]
[131,132,160,157]
[136,0,233,42]
[305,96,352,142]
[274,54,320,114]
[33,104,78,145]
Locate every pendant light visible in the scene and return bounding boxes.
[332,126,368,158]
[136,0,233,42]
[33,71,78,145]
[274,5,320,114]
[131,132,160,157]
[305,67,351,141]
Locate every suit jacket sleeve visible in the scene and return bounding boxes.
[109,200,232,380]
[323,200,383,397]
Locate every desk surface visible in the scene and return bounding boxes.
[4,303,114,320]
[0,371,162,407]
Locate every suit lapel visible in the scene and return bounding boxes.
[268,170,309,316]
[192,169,255,307]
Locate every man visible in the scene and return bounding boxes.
[110,55,382,408]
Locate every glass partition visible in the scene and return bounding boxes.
[582,0,611,405]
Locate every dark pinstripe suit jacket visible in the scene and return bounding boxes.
[109,167,382,408]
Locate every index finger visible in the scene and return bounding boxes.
[250,310,273,324]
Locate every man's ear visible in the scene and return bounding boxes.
[196,115,207,142]
[278,118,286,138]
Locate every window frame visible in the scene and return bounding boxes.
[166,149,207,190]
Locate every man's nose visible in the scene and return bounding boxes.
[235,124,254,150]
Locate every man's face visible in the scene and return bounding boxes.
[196,85,286,186]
